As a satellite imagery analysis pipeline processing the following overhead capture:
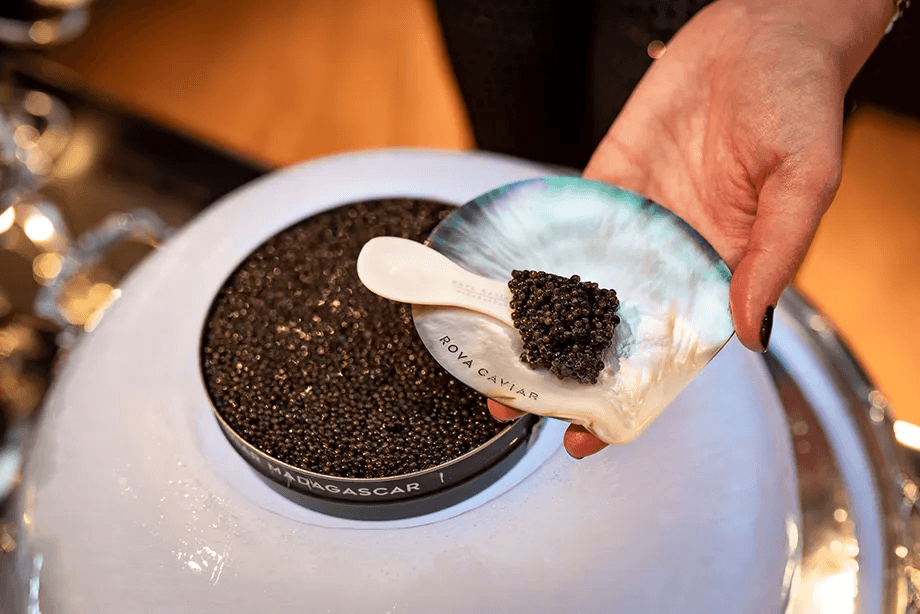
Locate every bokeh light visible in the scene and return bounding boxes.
[0,207,14,234]
[23,214,55,243]
[32,253,62,282]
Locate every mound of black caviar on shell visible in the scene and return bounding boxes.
[508,270,620,384]
[201,199,504,479]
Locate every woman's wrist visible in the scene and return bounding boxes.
[727,0,894,86]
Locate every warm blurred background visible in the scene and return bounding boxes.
[41,0,474,165]
[0,0,918,427]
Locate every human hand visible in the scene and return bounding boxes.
[489,0,893,458]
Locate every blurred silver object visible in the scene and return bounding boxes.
[4,88,72,183]
[0,0,92,48]
[33,207,171,342]
[1,149,918,613]
[0,100,36,208]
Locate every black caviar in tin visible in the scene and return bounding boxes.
[201,199,536,520]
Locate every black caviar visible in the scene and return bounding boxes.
[509,270,620,384]
[201,199,504,479]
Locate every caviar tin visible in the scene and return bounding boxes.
[198,199,540,521]
[6,149,920,614]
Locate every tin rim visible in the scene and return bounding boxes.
[207,404,536,506]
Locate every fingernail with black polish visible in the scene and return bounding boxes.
[760,305,775,352]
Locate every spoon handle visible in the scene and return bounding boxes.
[357,236,515,328]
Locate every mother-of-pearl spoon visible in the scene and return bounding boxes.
[357,236,515,328]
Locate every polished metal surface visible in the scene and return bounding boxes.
[414,176,733,445]
[765,338,860,612]
[769,289,920,613]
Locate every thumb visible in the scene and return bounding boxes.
[730,159,840,352]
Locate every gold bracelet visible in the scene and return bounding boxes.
[887,0,909,33]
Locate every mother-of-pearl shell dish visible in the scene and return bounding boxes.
[413,177,734,444]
